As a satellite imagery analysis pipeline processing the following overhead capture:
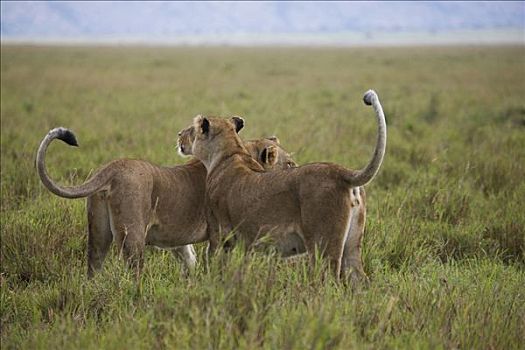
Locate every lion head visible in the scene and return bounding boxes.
[244,137,297,170]
[178,116,296,170]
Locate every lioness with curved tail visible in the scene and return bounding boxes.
[186,90,386,281]
[36,117,297,277]
[180,123,367,283]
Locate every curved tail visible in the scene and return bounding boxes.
[36,127,114,198]
[344,90,387,187]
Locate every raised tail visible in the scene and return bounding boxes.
[343,90,387,187]
[36,127,114,198]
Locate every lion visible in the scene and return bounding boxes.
[36,118,297,277]
[180,120,368,279]
[178,126,297,170]
[180,124,366,278]
[179,127,303,254]
[185,90,385,281]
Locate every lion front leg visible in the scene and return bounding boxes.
[171,245,197,275]
[204,205,222,272]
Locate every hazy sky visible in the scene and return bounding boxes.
[1,1,524,44]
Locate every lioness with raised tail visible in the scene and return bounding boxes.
[36,117,296,277]
[184,90,386,281]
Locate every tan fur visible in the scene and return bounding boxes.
[181,125,365,277]
[185,90,386,281]
[256,186,367,284]
[37,122,296,277]
[178,125,297,170]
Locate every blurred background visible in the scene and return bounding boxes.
[1,1,524,46]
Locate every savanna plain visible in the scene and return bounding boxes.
[1,45,524,349]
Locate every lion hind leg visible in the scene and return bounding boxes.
[108,196,148,277]
[87,193,113,278]
[301,198,352,280]
[341,188,368,285]
[118,225,146,276]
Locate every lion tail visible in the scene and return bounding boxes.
[36,127,114,199]
[343,90,387,187]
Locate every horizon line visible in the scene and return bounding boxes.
[2,29,524,47]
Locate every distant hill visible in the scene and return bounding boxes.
[1,2,523,43]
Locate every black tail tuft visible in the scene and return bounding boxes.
[363,90,376,106]
[56,127,79,147]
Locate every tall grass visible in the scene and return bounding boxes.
[1,45,524,349]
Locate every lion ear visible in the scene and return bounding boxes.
[266,136,280,144]
[260,145,278,166]
[231,116,245,133]
[193,114,210,134]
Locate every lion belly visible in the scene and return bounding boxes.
[252,223,306,257]
[145,220,207,248]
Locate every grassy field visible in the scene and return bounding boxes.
[1,45,524,349]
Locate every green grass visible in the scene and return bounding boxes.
[1,45,524,349]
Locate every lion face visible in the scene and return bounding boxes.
[244,138,298,170]
[180,116,297,170]
[177,125,195,157]
[181,115,244,161]
[178,115,242,157]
